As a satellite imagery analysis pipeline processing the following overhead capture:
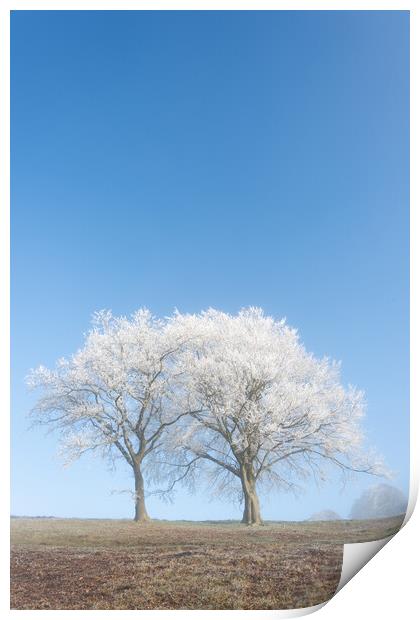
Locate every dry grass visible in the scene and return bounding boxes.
[10,515,404,610]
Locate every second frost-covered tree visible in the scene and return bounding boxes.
[174,308,385,525]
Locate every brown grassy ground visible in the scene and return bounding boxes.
[10,515,404,610]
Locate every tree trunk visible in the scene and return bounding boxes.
[240,467,263,525]
[133,465,150,522]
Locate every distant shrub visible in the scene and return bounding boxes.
[350,484,407,519]
[308,510,342,521]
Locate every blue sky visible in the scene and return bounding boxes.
[11,10,409,521]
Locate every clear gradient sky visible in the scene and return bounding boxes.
[11,10,409,521]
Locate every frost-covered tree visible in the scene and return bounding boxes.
[28,306,387,525]
[27,309,198,522]
[173,308,387,525]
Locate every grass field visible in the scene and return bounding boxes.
[10,515,404,610]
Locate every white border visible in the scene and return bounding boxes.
[2,2,416,619]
